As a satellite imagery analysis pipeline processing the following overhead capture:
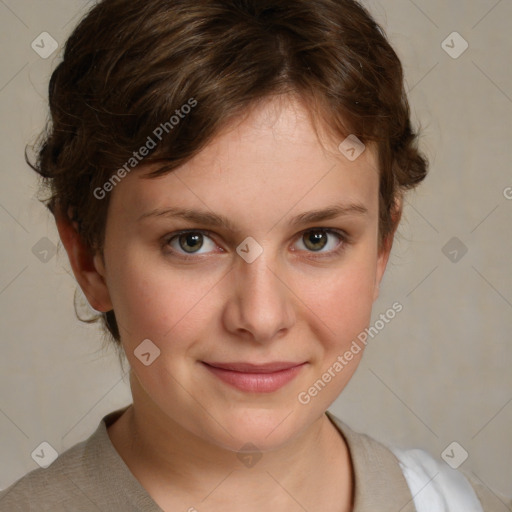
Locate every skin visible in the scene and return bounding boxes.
[57,94,399,512]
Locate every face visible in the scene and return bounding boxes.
[93,95,391,452]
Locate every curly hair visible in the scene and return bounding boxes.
[27,0,428,347]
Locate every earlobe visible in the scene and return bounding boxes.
[55,209,113,312]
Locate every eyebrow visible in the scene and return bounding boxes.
[137,203,368,230]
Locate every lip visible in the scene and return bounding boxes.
[202,361,307,393]
[204,361,305,373]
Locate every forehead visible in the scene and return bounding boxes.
[109,95,380,226]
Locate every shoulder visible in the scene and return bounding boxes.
[0,433,96,511]
[326,410,417,511]
[326,411,511,512]
[0,406,159,512]
[392,447,512,512]
[463,473,512,512]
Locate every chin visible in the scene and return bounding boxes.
[199,406,308,453]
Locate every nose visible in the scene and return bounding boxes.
[222,249,295,343]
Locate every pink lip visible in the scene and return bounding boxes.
[202,361,307,393]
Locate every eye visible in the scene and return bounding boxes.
[163,228,348,261]
[292,229,346,255]
[165,230,218,256]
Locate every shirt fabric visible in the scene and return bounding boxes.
[0,406,509,511]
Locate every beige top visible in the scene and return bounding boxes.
[0,406,509,511]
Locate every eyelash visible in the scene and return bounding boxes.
[162,228,350,262]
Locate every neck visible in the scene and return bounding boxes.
[108,375,353,511]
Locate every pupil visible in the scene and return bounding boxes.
[180,233,203,253]
[305,231,327,251]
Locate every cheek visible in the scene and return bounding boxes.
[104,248,224,347]
[309,253,378,344]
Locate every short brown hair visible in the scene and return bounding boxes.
[28,0,428,347]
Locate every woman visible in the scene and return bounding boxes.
[1,0,508,510]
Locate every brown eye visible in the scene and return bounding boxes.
[164,230,219,259]
[302,230,329,251]
[163,229,223,261]
[292,229,347,258]
[178,232,204,253]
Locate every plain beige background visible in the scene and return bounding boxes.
[0,0,511,502]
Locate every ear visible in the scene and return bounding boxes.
[373,198,402,302]
[55,208,113,312]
